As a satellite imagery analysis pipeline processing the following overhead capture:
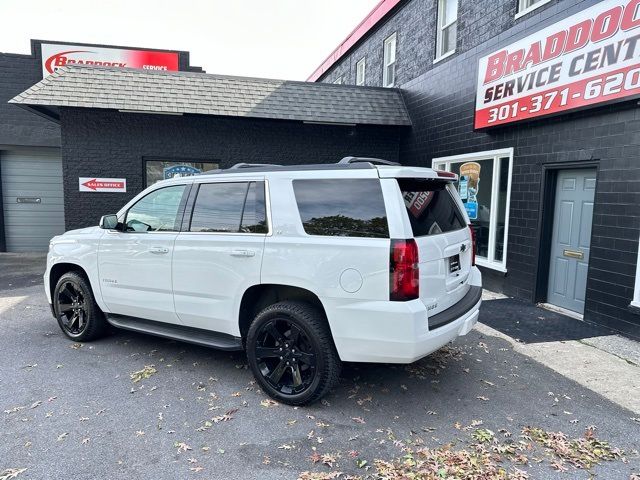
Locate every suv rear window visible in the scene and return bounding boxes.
[398,178,465,237]
[293,179,389,238]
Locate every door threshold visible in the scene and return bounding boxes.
[537,302,583,321]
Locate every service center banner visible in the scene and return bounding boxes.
[41,43,179,77]
[475,0,640,129]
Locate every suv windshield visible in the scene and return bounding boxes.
[398,178,465,237]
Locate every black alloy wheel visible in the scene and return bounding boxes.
[53,272,107,341]
[254,318,317,395]
[246,301,341,406]
[55,279,88,336]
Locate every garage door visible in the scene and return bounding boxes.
[1,149,65,252]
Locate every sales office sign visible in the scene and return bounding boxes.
[41,43,179,78]
[475,0,640,129]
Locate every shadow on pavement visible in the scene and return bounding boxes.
[480,296,615,344]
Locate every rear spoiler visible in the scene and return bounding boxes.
[375,165,458,181]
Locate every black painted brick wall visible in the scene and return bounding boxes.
[0,52,60,147]
[59,107,403,230]
[318,0,640,335]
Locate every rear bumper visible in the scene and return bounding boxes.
[326,267,482,363]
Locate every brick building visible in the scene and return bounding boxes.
[311,0,640,336]
[3,0,640,337]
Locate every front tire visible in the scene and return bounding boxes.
[53,272,107,342]
[246,301,341,406]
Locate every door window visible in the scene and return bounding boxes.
[189,182,268,234]
[125,185,186,232]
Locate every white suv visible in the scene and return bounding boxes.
[45,158,482,405]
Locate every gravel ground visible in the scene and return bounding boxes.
[0,283,638,479]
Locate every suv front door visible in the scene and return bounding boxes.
[172,180,267,335]
[98,184,188,323]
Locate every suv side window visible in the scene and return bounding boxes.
[189,181,268,233]
[125,185,186,232]
[293,179,389,238]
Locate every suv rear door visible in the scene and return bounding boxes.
[385,174,473,317]
[172,179,268,335]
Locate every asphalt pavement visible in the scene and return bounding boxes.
[0,262,639,479]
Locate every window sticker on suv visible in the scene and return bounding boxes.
[293,179,389,238]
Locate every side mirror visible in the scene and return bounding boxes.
[99,214,119,230]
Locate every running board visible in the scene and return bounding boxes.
[106,314,243,351]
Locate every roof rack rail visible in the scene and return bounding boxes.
[338,156,400,166]
[229,162,282,169]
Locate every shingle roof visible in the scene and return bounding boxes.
[9,66,411,126]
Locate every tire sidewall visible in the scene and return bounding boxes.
[247,306,326,405]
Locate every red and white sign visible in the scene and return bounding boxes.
[79,177,127,193]
[475,0,640,129]
[41,43,179,78]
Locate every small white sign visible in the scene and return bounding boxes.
[79,177,127,193]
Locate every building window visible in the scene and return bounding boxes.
[436,0,458,61]
[333,76,344,85]
[433,148,514,272]
[145,159,218,186]
[383,33,397,87]
[356,57,366,86]
[516,0,552,19]
[633,236,640,308]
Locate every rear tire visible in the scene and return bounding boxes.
[53,272,107,342]
[246,301,341,406]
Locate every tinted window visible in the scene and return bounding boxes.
[293,179,389,238]
[125,185,186,232]
[399,178,465,237]
[190,182,267,233]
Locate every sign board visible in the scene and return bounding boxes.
[79,177,127,193]
[163,164,201,179]
[403,191,434,218]
[41,43,179,77]
[475,0,640,129]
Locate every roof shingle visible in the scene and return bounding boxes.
[10,66,411,126]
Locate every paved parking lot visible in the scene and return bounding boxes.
[0,259,639,479]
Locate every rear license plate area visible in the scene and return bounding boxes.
[449,254,461,273]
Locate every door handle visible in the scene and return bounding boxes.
[149,246,169,254]
[230,249,255,257]
[563,249,584,260]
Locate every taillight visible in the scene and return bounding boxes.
[390,239,419,301]
[469,225,476,266]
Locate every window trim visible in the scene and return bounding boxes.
[632,235,640,308]
[432,148,514,273]
[383,32,397,88]
[356,57,366,86]
[123,184,189,233]
[184,179,271,236]
[515,0,552,20]
[435,0,457,61]
[333,76,344,85]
